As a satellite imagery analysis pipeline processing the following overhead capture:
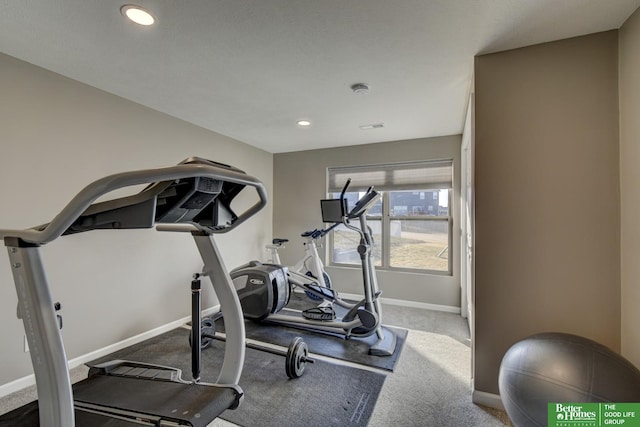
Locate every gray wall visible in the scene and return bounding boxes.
[0,53,273,386]
[474,31,620,395]
[273,136,461,308]
[620,7,640,369]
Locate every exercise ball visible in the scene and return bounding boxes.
[498,332,640,427]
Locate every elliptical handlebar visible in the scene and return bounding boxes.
[321,222,341,236]
[0,159,268,244]
[346,186,381,219]
[336,178,380,220]
[301,222,341,240]
[339,178,351,201]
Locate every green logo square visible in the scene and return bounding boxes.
[548,403,640,427]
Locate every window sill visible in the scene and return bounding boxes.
[328,263,452,277]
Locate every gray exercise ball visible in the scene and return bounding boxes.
[498,332,640,427]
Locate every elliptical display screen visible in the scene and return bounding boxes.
[320,198,347,223]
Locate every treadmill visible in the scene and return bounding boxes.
[0,157,268,427]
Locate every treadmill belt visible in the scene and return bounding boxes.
[0,375,239,427]
[0,400,146,426]
[73,375,239,427]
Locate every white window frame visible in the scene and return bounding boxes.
[327,160,453,275]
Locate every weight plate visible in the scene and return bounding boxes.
[188,320,216,350]
[285,337,308,379]
[200,324,215,349]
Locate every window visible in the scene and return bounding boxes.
[327,160,453,274]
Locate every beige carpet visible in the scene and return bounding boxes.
[0,303,513,426]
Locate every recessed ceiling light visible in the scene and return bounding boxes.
[121,5,155,26]
[297,120,311,127]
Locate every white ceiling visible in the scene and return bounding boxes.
[1,1,638,153]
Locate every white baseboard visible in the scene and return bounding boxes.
[292,288,460,314]
[338,292,461,314]
[472,389,504,410]
[0,305,221,399]
[380,295,461,314]
[0,373,36,399]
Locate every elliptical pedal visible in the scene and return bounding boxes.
[302,305,336,321]
[303,283,337,301]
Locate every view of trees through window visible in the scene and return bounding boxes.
[330,190,450,273]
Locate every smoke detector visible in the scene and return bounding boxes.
[350,83,370,95]
[360,123,384,130]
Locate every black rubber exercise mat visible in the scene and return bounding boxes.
[89,327,386,427]
[215,294,408,372]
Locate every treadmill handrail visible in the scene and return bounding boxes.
[0,163,267,245]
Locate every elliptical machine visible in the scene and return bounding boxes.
[230,180,397,357]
